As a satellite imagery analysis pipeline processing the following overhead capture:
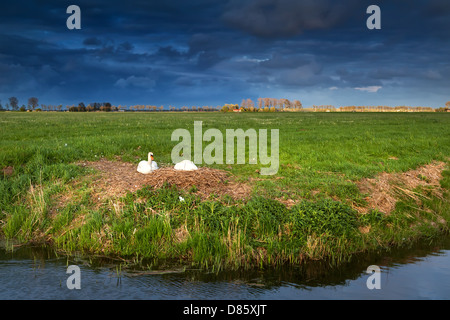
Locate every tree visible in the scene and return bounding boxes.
[257,98,263,110]
[436,102,450,112]
[9,97,19,111]
[77,102,86,112]
[28,97,39,110]
[241,99,247,109]
[276,99,284,111]
[89,102,101,111]
[270,98,278,109]
[293,100,302,110]
[283,99,291,110]
[100,103,111,112]
[246,98,254,110]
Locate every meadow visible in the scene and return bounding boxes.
[1,111,449,270]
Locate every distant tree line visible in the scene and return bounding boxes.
[221,98,303,112]
[0,96,41,111]
[1,96,448,113]
[67,103,223,112]
[435,101,450,112]
[68,102,113,112]
[336,106,436,112]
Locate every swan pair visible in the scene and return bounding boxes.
[137,152,198,174]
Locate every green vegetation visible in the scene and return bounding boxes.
[0,112,449,270]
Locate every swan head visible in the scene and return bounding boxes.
[148,152,154,161]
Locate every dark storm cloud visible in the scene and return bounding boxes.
[187,33,224,55]
[83,37,103,46]
[196,51,226,70]
[155,46,185,58]
[0,33,60,66]
[222,0,361,38]
[0,0,449,107]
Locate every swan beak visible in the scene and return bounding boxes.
[151,155,154,161]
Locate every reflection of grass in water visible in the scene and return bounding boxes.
[3,235,450,295]
[0,112,449,270]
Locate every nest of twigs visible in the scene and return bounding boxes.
[78,159,251,201]
[355,161,446,214]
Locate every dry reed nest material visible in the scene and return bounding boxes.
[355,161,447,214]
[77,159,252,201]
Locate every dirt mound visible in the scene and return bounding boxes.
[78,159,252,201]
[356,161,447,214]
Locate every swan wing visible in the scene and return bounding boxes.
[174,160,198,171]
[137,160,152,174]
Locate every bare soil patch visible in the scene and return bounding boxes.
[2,166,14,177]
[77,159,252,201]
[355,161,447,214]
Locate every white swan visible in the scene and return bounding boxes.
[137,152,158,174]
[174,159,198,171]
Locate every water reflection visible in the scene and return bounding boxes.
[0,236,449,299]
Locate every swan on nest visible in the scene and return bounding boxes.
[137,152,158,174]
[174,159,198,171]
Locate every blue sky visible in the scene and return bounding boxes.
[0,0,449,108]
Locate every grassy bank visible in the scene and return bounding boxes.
[1,112,449,270]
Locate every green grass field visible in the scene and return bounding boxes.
[1,111,449,270]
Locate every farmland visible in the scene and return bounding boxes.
[1,111,449,270]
